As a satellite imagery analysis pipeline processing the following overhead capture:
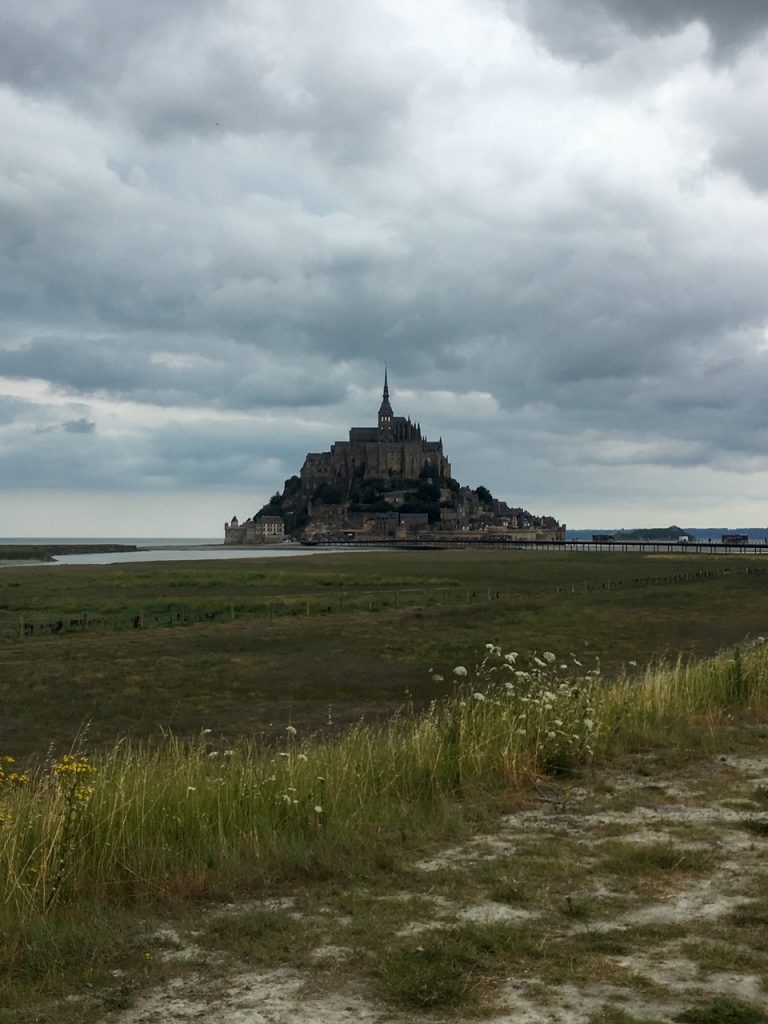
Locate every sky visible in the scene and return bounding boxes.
[2,0,768,535]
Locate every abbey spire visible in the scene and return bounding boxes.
[378,366,393,440]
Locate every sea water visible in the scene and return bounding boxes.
[0,538,348,566]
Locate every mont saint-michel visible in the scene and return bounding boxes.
[225,373,565,544]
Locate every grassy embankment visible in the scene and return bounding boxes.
[0,545,137,562]
[1,639,768,1022]
[3,548,768,755]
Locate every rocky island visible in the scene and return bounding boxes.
[225,374,565,545]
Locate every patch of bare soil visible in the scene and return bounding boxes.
[103,750,768,1024]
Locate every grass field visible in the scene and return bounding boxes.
[2,548,768,758]
[2,632,768,1023]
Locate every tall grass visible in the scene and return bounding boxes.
[2,642,767,990]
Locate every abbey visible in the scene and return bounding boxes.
[300,371,451,489]
[224,372,565,544]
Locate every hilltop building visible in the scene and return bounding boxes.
[224,372,565,544]
[300,370,451,488]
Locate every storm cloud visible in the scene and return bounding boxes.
[2,0,768,533]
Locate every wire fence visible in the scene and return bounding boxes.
[4,562,767,643]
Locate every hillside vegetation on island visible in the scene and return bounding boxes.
[255,470,558,541]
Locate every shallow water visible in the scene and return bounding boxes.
[0,538,372,567]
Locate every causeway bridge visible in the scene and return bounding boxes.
[303,538,768,555]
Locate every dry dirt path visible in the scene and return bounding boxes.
[103,745,768,1024]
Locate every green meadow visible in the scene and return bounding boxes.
[3,547,768,1022]
[2,548,768,757]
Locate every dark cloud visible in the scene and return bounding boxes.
[0,0,221,103]
[0,337,348,410]
[522,0,768,61]
[63,417,96,434]
[1,0,768,530]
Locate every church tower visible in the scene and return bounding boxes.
[378,368,393,442]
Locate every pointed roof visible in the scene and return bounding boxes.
[378,367,393,417]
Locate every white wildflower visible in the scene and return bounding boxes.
[314,805,323,814]
[533,657,546,668]
[285,725,297,735]
[628,660,637,667]
[201,728,212,735]
[473,692,486,701]
[186,786,196,793]
[546,731,557,740]
[543,651,556,663]
[583,718,594,731]
[432,674,444,682]
[278,752,290,758]
[207,750,219,758]
[453,666,468,677]
[224,750,234,757]
[504,652,518,663]
[297,753,308,762]
[517,728,526,736]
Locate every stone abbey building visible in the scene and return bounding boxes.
[225,372,565,544]
[300,371,451,488]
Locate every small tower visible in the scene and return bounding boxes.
[378,367,393,442]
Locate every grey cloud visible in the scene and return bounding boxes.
[0,0,222,102]
[692,89,768,193]
[63,418,96,433]
[0,414,305,492]
[522,0,768,61]
[0,336,347,410]
[713,134,768,193]
[0,395,33,425]
[0,0,413,167]
[1,0,768,529]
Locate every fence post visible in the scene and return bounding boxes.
[18,616,24,640]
